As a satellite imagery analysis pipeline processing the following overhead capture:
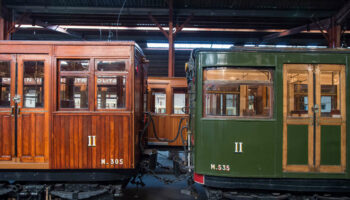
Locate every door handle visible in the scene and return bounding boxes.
[17,106,21,116]
[312,104,319,113]
[11,106,15,117]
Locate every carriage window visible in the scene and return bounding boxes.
[97,76,126,109]
[286,71,309,117]
[173,88,188,114]
[320,71,341,117]
[60,60,89,71]
[0,61,11,107]
[60,77,88,109]
[203,67,273,118]
[151,88,166,114]
[96,60,126,71]
[23,61,44,108]
[59,60,90,109]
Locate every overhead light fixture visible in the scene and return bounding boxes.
[146,43,233,50]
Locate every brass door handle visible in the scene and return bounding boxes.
[11,106,15,117]
[17,107,21,116]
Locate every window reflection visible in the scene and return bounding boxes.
[23,61,44,108]
[97,60,126,71]
[60,60,89,71]
[0,61,11,107]
[320,71,340,117]
[205,85,240,116]
[97,76,126,109]
[287,71,309,117]
[60,77,88,109]
[151,89,166,114]
[203,67,273,118]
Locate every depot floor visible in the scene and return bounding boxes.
[121,175,206,200]
[121,151,206,200]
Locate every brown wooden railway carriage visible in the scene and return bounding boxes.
[146,77,188,146]
[0,41,146,184]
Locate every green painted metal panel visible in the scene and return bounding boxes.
[320,125,341,165]
[287,125,308,165]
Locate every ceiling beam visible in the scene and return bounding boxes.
[262,0,350,42]
[5,5,334,18]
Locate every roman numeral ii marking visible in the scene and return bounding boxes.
[234,142,243,153]
[88,136,96,147]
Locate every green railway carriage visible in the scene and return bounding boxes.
[187,48,350,193]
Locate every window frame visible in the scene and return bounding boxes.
[56,58,132,112]
[149,87,167,115]
[202,66,275,119]
[0,60,12,109]
[57,58,92,111]
[22,60,45,109]
[94,59,130,111]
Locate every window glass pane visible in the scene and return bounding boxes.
[23,61,44,108]
[60,60,89,71]
[205,85,240,116]
[60,77,88,109]
[287,71,309,117]
[204,67,272,83]
[204,67,273,118]
[0,61,11,107]
[97,60,126,71]
[173,88,188,114]
[320,71,340,117]
[242,85,271,116]
[151,89,166,114]
[97,76,126,109]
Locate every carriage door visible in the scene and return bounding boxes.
[0,54,49,165]
[0,55,15,161]
[283,64,346,173]
[16,55,50,163]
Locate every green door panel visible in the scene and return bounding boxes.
[320,125,341,165]
[287,125,309,165]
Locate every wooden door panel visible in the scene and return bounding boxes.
[19,113,46,162]
[0,114,13,160]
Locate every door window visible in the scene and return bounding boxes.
[286,71,309,117]
[23,61,44,108]
[320,71,341,117]
[0,61,11,107]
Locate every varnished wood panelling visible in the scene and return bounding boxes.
[0,45,51,54]
[0,114,13,161]
[52,114,133,169]
[147,77,188,146]
[148,115,187,146]
[54,46,131,57]
[18,113,46,162]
